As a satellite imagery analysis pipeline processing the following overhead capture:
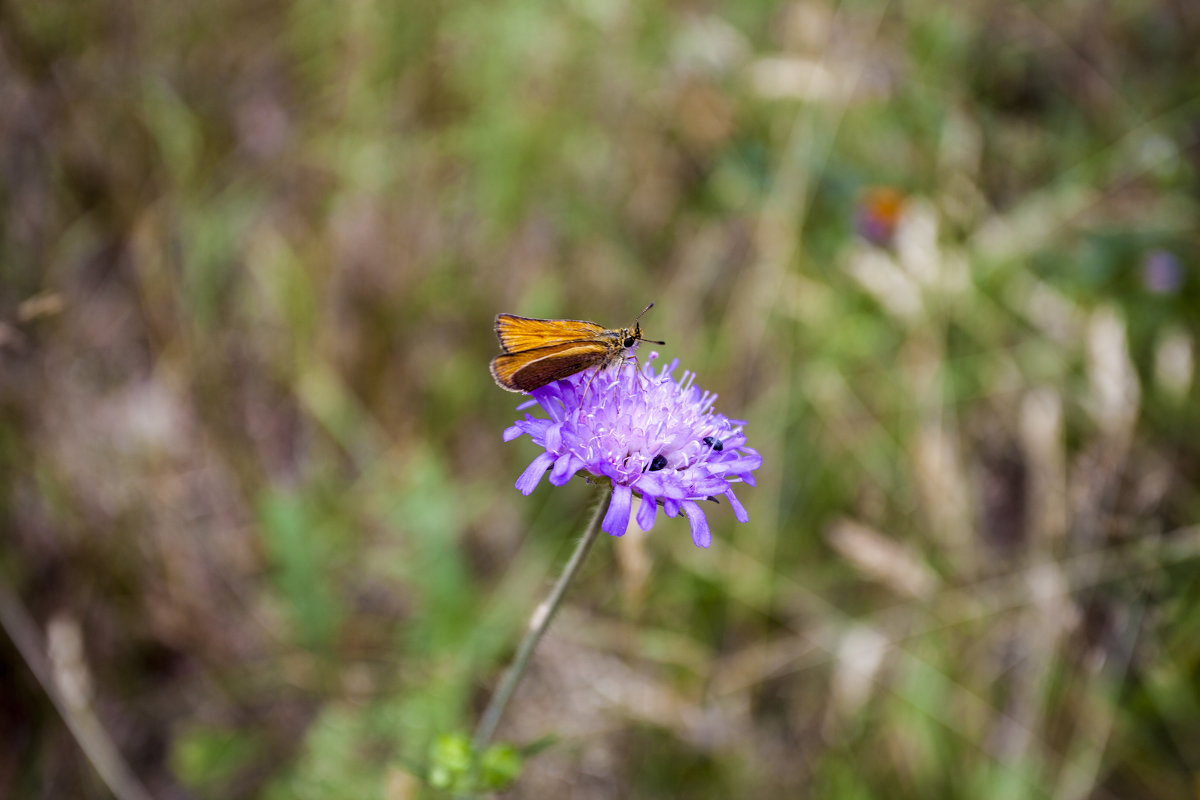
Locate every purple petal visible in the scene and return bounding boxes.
[549,454,579,486]
[515,418,550,442]
[545,423,563,452]
[515,452,556,495]
[663,499,681,518]
[636,473,665,495]
[682,501,711,548]
[691,475,731,496]
[710,455,762,474]
[503,426,524,442]
[724,488,748,523]
[597,462,623,483]
[637,472,688,499]
[602,485,633,537]
[636,493,658,532]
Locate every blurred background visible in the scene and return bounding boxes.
[2,0,1199,797]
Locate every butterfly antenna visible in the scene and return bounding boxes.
[633,302,654,322]
[633,302,664,344]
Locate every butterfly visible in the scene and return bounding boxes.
[490,303,664,393]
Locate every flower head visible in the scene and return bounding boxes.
[502,353,762,547]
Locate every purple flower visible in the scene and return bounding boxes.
[1141,249,1183,295]
[502,353,762,548]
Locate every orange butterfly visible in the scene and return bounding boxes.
[490,303,664,393]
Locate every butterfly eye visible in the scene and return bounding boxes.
[624,336,636,348]
[648,454,668,471]
[702,436,724,452]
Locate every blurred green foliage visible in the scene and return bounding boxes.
[1,0,1199,797]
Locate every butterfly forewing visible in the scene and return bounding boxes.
[494,315,608,354]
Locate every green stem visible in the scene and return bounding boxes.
[471,488,610,755]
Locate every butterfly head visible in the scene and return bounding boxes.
[627,303,665,349]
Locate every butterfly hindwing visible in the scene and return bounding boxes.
[490,341,610,392]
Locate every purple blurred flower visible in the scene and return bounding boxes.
[503,353,761,548]
[1141,249,1183,295]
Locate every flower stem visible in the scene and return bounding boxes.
[471,488,611,755]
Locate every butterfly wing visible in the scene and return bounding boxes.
[494,314,608,354]
[490,341,609,393]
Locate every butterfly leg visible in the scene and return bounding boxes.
[624,355,649,391]
[579,365,604,405]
